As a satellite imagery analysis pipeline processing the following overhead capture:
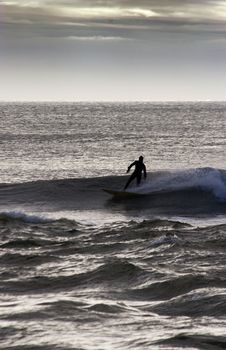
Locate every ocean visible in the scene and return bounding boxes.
[1,102,226,350]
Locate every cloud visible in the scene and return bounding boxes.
[1,0,226,41]
[65,35,130,41]
[3,0,226,21]
[28,0,226,21]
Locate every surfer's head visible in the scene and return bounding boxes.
[139,156,144,162]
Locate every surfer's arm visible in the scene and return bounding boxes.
[127,161,136,173]
[143,164,147,178]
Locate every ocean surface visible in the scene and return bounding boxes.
[1,102,226,350]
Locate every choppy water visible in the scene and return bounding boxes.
[1,102,226,350]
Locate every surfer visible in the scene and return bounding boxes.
[124,155,147,190]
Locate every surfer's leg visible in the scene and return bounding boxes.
[136,174,142,186]
[124,173,136,190]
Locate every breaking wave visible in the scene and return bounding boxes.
[1,167,226,219]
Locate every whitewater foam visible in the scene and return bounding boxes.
[132,167,226,200]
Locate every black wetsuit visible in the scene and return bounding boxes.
[124,159,147,190]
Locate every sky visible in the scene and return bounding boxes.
[1,0,226,101]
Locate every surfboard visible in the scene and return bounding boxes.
[102,188,143,198]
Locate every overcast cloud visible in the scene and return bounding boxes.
[1,0,226,100]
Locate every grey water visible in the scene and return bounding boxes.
[1,102,226,350]
[1,102,226,183]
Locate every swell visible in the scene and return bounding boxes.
[0,209,192,228]
[2,259,226,295]
[0,260,148,294]
[156,334,226,349]
[130,274,226,301]
[151,290,226,317]
[0,252,59,266]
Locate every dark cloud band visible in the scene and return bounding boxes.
[1,0,226,40]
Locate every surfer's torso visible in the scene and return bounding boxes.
[131,160,146,175]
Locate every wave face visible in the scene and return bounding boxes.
[1,167,226,221]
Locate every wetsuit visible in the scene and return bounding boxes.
[124,159,147,190]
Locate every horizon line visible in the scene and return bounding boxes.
[1,100,226,103]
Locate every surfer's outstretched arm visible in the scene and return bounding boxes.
[127,161,136,173]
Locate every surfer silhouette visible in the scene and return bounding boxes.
[124,156,147,190]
